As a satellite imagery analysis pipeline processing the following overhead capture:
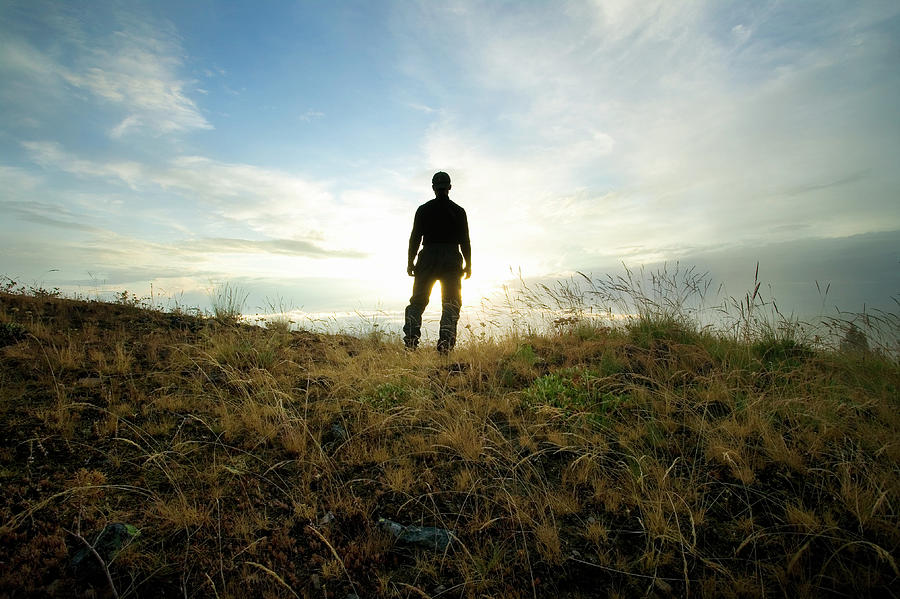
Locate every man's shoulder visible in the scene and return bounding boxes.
[418,198,465,212]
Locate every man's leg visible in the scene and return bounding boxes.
[403,275,435,349]
[437,274,462,353]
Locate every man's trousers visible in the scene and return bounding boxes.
[403,245,463,352]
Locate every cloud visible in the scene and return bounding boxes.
[298,110,325,122]
[406,102,438,114]
[0,166,120,234]
[781,170,872,198]
[18,141,398,260]
[399,0,900,275]
[596,229,900,317]
[0,2,211,138]
[0,35,58,79]
[0,200,102,233]
[0,165,42,190]
[109,115,143,139]
[1,184,362,260]
[22,141,145,188]
[180,238,367,259]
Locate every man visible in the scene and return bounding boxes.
[403,171,472,353]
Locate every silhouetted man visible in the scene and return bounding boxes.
[404,171,471,353]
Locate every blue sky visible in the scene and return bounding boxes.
[1,0,898,324]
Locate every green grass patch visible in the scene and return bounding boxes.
[523,367,628,426]
[364,381,411,411]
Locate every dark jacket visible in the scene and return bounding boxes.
[408,198,471,274]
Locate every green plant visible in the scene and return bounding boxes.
[364,382,409,410]
[751,336,812,370]
[626,315,696,347]
[597,351,625,376]
[511,343,537,365]
[497,343,540,386]
[523,367,627,425]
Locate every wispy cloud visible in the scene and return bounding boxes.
[23,141,145,188]
[401,0,900,273]
[0,200,103,233]
[181,237,367,259]
[18,141,399,260]
[0,165,42,190]
[406,102,438,114]
[298,110,325,122]
[0,2,211,138]
[781,170,872,198]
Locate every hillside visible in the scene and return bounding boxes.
[0,290,897,598]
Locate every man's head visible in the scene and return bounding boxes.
[432,171,451,196]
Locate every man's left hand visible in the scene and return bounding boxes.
[463,265,471,279]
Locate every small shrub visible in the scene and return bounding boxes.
[523,368,627,425]
[627,316,696,347]
[751,336,812,369]
[0,322,27,347]
[115,290,152,308]
[365,382,409,410]
[208,282,248,324]
[211,331,281,371]
[525,373,583,408]
[498,343,541,386]
[597,351,625,376]
[512,343,538,365]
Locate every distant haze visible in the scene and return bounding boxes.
[1,1,897,325]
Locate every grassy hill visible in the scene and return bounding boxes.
[0,288,897,598]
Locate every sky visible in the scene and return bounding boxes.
[1,0,898,329]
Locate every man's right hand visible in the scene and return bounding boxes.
[407,264,415,277]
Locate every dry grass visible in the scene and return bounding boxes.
[0,285,898,598]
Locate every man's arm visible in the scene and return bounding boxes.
[460,209,471,279]
[407,209,422,276]
[461,241,471,279]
